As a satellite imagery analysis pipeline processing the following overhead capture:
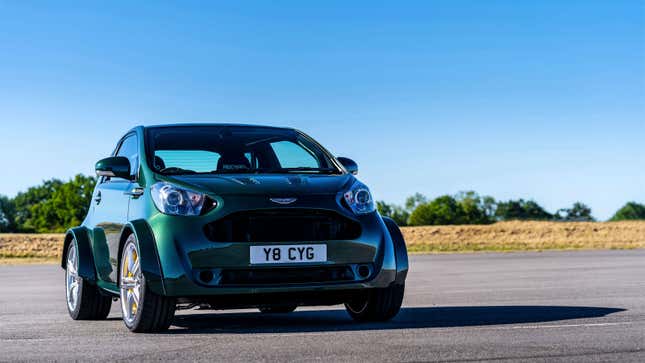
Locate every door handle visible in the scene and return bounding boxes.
[124,187,144,198]
[94,191,102,204]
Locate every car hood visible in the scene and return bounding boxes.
[161,173,355,196]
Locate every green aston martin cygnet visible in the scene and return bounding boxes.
[62,124,408,332]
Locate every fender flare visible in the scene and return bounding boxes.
[382,217,409,284]
[61,227,98,284]
[119,219,166,295]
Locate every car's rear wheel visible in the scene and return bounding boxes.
[345,283,404,322]
[258,304,298,314]
[120,234,175,333]
[65,241,112,320]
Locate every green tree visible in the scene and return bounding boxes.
[376,201,410,226]
[407,192,495,226]
[12,179,64,232]
[408,195,463,226]
[481,195,497,220]
[0,194,13,232]
[8,175,96,233]
[455,191,494,224]
[610,202,645,221]
[495,199,552,221]
[26,175,96,232]
[405,193,428,211]
[556,202,594,222]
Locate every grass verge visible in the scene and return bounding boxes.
[0,257,59,265]
[0,233,64,264]
[402,221,645,253]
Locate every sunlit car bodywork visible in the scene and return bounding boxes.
[62,124,408,332]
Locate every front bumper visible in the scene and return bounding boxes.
[144,196,399,297]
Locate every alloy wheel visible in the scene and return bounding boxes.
[66,244,80,312]
[120,240,143,325]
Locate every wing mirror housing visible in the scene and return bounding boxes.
[337,157,358,175]
[95,156,131,179]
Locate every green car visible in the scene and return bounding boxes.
[62,124,408,332]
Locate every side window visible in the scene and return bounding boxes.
[245,152,258,168]
[114,134,139,181]
[270,141,319,168]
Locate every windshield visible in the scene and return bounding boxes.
[145,125,342,175]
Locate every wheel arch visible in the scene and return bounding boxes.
[382,217,409,284]
[116,224,135,284]
[61,227,98,283]
[117,220,166,295]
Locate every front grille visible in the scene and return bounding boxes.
[203,209,362,242]
[219,266,355,285]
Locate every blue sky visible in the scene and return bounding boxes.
[0,1,643,220]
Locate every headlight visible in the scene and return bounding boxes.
[151,182,208,216]
[343,180,376,214]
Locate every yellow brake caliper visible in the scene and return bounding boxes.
[130,250,138,314]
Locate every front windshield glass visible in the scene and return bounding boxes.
[145,126,342,175]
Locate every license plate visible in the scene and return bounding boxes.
[250,244,327,264]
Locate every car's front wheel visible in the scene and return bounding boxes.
[345,283,404,322]
[65,240,112,320]
[119,234,176,333]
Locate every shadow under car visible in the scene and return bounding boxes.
[166,305,625,334]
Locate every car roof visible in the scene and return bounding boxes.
[121,124,307,151]
[132,123,296,133]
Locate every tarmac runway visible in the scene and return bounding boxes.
[1,250,643,362]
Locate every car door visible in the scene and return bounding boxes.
[91,133,139,284]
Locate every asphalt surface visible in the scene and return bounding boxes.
[1,250,644,362]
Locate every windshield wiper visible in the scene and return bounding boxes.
[252,167,340,174]
[204,167,340,175]
[159,167,198,175]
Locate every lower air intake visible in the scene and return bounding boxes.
[203,209,362,242]
[219,266,356,285]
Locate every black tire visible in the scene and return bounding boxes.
[65,241,112,320]
[120,234,176,333]
[258,305,298,314]
[345,283,405,322]
[126,286,176,333]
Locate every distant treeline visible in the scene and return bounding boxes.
[0,176,644,233]
[0,175,95,233]
[378,192,645,226]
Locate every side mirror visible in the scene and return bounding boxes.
[337,157,358,175]
[95,156,131,179]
